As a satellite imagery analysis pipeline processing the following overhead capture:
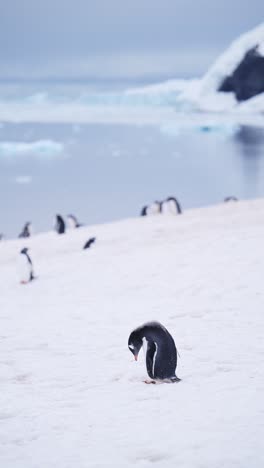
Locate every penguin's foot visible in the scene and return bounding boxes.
[20,280,28,285]
[165,377,181,383]
[144,379,157,385]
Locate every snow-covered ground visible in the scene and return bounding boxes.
[1,199,264,467]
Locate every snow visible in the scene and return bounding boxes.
[0,140,64,159]
[1,199,264,467]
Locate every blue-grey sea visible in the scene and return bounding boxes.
[1,80,264,238]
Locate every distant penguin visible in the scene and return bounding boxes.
[55,214,66,234]
[83,237,96,250]
[140,206,148,216]
[18,222,32,238]
[140,201,162,216]
[128,321,181,383]
[148,201,162,215]
[224,196,238,202]
[18,248,35,284]
[67,214,82,229]
[161,197,182,215]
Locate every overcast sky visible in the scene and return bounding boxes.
[1,0,263,80]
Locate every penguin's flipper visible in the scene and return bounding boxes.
[146,341,156,379]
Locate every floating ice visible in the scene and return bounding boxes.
[13,175,33,184]
[0,140,64,159]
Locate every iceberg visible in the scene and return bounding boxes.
[0,140,64,159]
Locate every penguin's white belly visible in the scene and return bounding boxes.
[18,255,31,283]
[143,337,158,377]
[162,200,177,215]
[147,203,160,216]
[67,217,76,229]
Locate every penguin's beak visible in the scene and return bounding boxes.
[134,355,138,361]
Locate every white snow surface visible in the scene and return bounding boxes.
[1,200,264,467]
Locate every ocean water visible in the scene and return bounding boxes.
[1,81,264,238]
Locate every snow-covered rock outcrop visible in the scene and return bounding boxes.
[182,23,264,112]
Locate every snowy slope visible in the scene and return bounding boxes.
[1,200,264,467]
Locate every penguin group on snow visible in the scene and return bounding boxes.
[15,213,95,285]
[2,195,243,385]
[0,195,240,241]
[141,196,182,216]
[128,321,181,384]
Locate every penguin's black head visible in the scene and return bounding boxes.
[128,330,143,361]
[21,247,29,254]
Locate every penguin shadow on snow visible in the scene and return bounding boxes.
[128,321,181,384]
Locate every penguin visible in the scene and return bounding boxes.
[140,206,148,216]
[55,214,66,234]
[67,214,82,229]
[83,237,96,250]
[18,222,32,238]
[147,201,162,215]
[224,196,238,202]
[18,248,35,284]
[128,321,181,384]
[161,197,182,215]
[140,201,162,217]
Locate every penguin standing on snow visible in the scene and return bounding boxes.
[67,214,82,229]
[128,321,181,384]
[55,214,66,234]
[18,222,32,238]
[140,201,162,216]
[83,237,96,250]
[224,196,238,202]
[140,206,148,216]
[18,248,35,284]
[161,197,182,215]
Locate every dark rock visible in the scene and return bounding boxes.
[218,46,264,101]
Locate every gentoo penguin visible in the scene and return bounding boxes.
[224,196,238,202]
[140,201,162,216]
[67,214,82,229]
[18,222,32,238]
[161,197,182,215]
[147,201,162,215]
[55,214,66,234]
[128,321,181,383]
[18,248,35,284]
[140,206,148,216]
[83,237,96,250]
